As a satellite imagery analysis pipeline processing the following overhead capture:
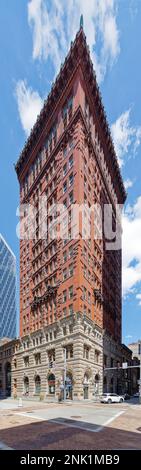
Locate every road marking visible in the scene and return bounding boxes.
[16,413,102,432]
[101,410,125,427]
[16,409,126,433]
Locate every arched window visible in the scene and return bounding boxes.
[83,373,89,400]
[94,374,100,395]
[24,377,29,395]
[65,372,73,400]
[35,375,41,395]
[48,373,55,395]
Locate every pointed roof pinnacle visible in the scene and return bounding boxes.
[80,14,84,30]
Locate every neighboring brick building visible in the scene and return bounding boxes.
[0,24,132,400]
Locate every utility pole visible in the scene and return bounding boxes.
[63,347,67,401]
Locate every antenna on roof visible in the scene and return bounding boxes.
[80,14,84,30]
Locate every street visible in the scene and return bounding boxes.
[0,398,141,450]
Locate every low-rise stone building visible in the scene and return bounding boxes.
[11,314,103,401]
[0,316,134,401]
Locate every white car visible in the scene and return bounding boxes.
[101,393,124,404]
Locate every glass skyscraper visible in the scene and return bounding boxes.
[0,234,16,338]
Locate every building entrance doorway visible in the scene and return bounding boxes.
[83,373,89,399]
[66,373,73,400]
[84,385,89,399]
[5,362,11,396]
[48,373,55,395]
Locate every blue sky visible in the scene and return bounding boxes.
[0,0,141,343]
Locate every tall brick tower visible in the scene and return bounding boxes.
[15,25,126,346]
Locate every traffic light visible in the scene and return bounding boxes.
[49,361,53,368]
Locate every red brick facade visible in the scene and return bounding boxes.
[16,28,126,343]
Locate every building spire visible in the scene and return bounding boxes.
[80,14,84,30]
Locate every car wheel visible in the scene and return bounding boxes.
[108,398,112,404]
[119,398,123,403]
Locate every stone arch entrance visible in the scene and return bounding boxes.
[5,362,11,397]
[94,373,100,395]
[35,375,41,395]
[83,372,90,400]
[66,371,73,400]
[23,376,29,396]
[48,373,55,395]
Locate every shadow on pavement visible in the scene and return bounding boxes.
[0,417,141,450]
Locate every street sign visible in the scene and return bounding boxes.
[122,362,128,369]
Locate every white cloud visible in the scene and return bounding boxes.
[28,0,120,82]
[15,80,43,136]
[124,179,133,191]
[111,109,141,167]
[122,196,141,297]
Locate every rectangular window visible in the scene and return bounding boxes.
[69,304,73,316]
[63,198,67,208]
[95,350,100,363]
[69,191,73,204]
[70,345,73,358]
[69,155,73,168]
[68,229,71,240]
[88,270,91,281]
[83,287,87,300]
[69,285,73,299]
[83,346,89,360]
[84,265,87,277]
[63,164,67,176]
[63,269,67,280]
[88,292,91,304]
[69,173,73,186]
[63,181,67,193]
[69,138,73,150]
[69,264,73,277]
[63,251,67,263]
[63,290,67,302]
[35,353,41,365]
[69,246,73,258]
[63,146,67,158]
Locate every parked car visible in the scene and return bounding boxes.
[101,393,124,404]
